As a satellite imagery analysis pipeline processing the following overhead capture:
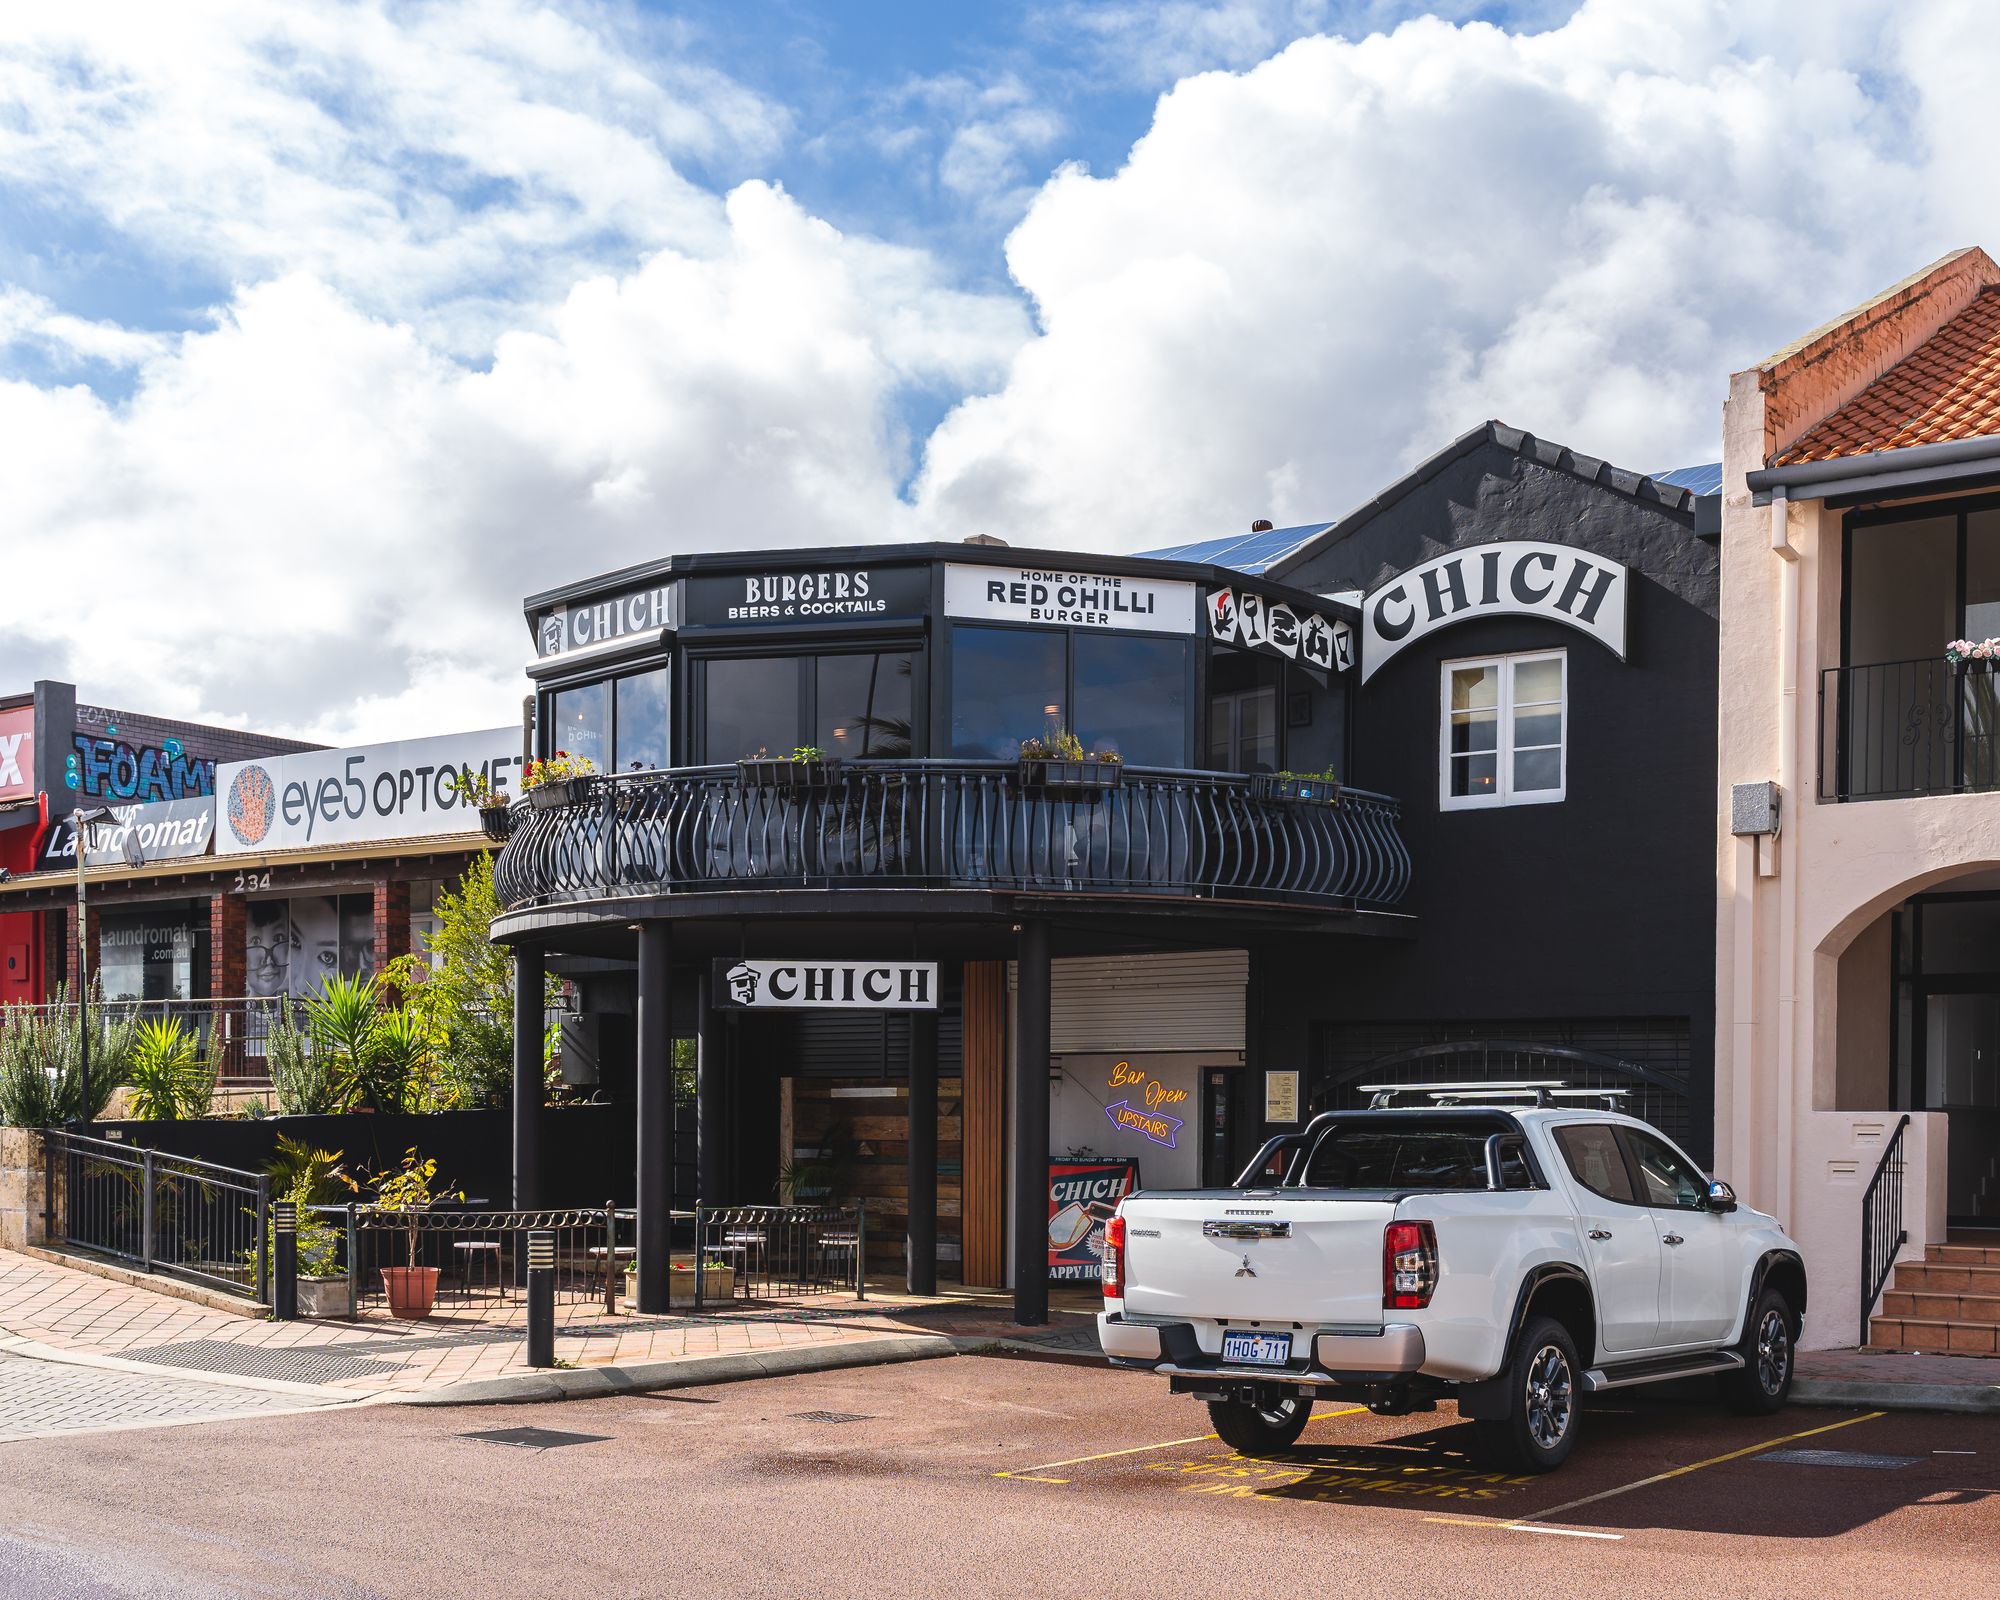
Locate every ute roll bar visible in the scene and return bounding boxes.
[1234,1113,1542,1192]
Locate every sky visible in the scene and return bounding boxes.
[2,0,1996,744]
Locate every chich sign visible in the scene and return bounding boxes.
[1206,586,1352,680]
[711,959,939,1010]
[536,581,676,664]
[1362,540,1628,682]
[217,729,522,854]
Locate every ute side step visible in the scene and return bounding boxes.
[1582,1350,1744,1393]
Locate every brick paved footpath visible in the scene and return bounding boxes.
[0,1249,1099,1405]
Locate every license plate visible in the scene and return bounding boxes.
[1221,1331,1292,1366]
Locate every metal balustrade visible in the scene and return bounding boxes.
[493,762,1411,916]
[1820,657,2000,800]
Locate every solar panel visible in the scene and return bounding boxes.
[1139,521,1333,575]
[1653,462,1722,496]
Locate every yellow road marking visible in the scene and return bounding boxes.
[994,1407,1370,1484]
[1518,1410,1886,1526]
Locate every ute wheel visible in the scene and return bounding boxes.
[1723,1287,1795,1415]
[1472,1315,1580,1474]
[1208,1391,1313,1455]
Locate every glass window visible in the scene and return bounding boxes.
[1075,634,1189,767]
[1623,1130,1708,1211]
[950,626,1066,759]
[1554,1124,1640,1205]
[1847,514,1956,667]
[818,653,915,758]
[1207,647,1281,772]
[1441,651,1565,809]
[703,656,800,762]
[550,681,609,772]
[1968,510,2000,642]
[614,668,670,772]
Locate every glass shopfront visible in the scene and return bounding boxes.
[551,666,670,773]
[697,649,918,763]
[98,903,209,1002]
[949,625,1192,766]
[245,893,376,1000]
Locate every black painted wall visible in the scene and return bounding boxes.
[1251,434,1720,1160]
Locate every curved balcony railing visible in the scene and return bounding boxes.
[493,762,1411,917]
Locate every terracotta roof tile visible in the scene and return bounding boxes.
[1776,286,2000,465]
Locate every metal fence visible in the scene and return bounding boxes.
[1861,1114,1911,1334]
[1820,657,2000,800]
[4,996,308,1082]
[44,1128,268,1301]
[689,1204,868,1304]
[494,762,1412,916]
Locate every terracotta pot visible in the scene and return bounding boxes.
[380,1265,440,1319]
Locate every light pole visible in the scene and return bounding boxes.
[69,806,120,1126]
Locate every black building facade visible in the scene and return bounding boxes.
[1253,422,1717,1158]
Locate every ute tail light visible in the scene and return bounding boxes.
[1383,1220,1438,1310]
[1102,1211,1127,1301]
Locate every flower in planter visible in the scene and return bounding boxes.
[521,751,597,791]
[1946,638,2000,665]
[445,769,511,810]
[1018,727,1121,763]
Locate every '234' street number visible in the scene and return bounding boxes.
[231,870,273,893]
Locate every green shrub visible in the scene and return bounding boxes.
[127,1018,207,1120]
[0,985,132,1125]
[264,1005,341,1116]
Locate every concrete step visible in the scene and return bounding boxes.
[1946,1229,2000,1246]
[1891,1261,2000,1294]
[1869,1316,2000,1356]
[1926,1244,2000,1267]
[1880,1289,2000,1325]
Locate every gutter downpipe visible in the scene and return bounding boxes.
[1771,488,1799,1239]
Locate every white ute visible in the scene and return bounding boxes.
[1098,1086,1807,1472]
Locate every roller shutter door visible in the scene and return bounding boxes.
[1013,950,1247,1054]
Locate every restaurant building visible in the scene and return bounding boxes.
[1717,246,2000,1349]
[493,437,1718,1321]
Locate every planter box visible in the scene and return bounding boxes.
[1249,773,1342,806]
[737,757,843,791]
[527,777,591,810]
[479,805,513,839]
[1017,757,1123,795]
[297,1276,351,1319]
[663,1264,737,1306]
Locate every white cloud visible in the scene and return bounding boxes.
[913,0,1995,548]
[0,185,1025,744]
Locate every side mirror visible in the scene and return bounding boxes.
[1707,1180,1738,1214]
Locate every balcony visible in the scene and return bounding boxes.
[1820,658,2000,801]
[492,761,1411,919]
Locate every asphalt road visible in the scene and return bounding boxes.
[1,1349,1996,1598]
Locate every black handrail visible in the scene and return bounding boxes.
[493,761,1412,916]
[1820,656,2000,801]
[1860,1113,1912,1335]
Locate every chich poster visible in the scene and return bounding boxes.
[1047,1159,1139,1282]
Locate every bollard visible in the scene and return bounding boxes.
[526,1229,556,1368]
[273,1201,298,1321]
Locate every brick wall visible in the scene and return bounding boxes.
[210,894,245,999]
[372,879,411,975]
[65,903,100,994]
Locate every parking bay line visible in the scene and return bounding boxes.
[1424,1410,1888,1538]
[994,1408,1370,1486]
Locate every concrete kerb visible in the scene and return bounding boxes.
[1794,1377,2000,1414]
[392,1333,964,1407]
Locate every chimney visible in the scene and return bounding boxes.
[961,534,1009,547]
[1250,519,1274,533]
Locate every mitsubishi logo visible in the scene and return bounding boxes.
[1234,1254,1256,1278]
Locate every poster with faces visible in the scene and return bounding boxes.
[245,895,376,998]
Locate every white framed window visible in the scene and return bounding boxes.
[1440,650,1566,809]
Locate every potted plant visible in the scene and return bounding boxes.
[669,1257,738,1306]
[370,1147,458,1319]
[447,769,514,838]
[1018,728,1123,794]
[295,1207,351,1318]
[1946,637,2000,673]
[521,751,597,810]
[1250,767,1342,805]
[738,745,843,790]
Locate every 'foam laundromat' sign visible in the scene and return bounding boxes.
[1361,540,1628,681]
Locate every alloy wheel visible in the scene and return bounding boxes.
[1756,1309,1791,1394]
[1525,1344,1573,1451]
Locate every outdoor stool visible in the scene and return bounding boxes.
[714,1229,764,1296]
[816,1229,859,1289]
[585,1245,635,1285]
[452,1239,504,1303]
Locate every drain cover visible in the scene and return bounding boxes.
[790,1411,873,1424]
[1756,1448,1921,1470]
[121,1340,405,1387]
[459,1426,612,1451]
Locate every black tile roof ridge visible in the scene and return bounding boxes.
[1265,420,1695,580]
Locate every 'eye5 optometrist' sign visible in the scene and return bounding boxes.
[217,729,522,853]
[1361,541,1628,682]
[711,958,939,1010]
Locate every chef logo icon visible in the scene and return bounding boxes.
[725,962,761,1006]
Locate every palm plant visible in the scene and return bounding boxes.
[301,974,394,1114]
[127,1017,203,1120]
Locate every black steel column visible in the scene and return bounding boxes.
[636,923,672,1315]
[512,943,545,1210]
[906,1005,939,1296]
[1012,921,1051,1325]
[697,971,726,1206]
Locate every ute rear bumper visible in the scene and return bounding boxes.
[1099,1312,1426,1384]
